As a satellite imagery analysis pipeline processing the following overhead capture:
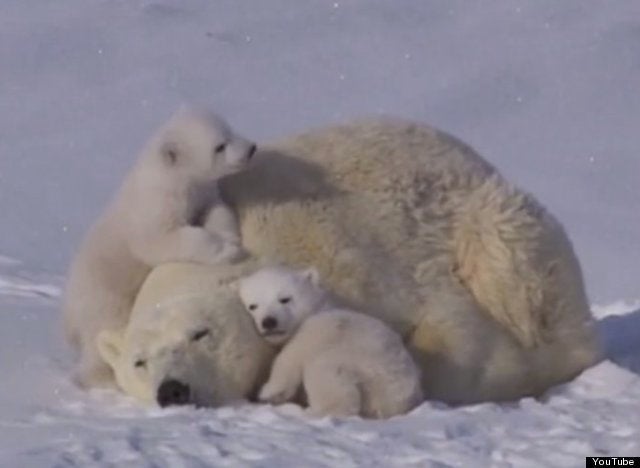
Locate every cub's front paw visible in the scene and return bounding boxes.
[205,241,246,265]
[258,381,297,405]
[219,242,247,263]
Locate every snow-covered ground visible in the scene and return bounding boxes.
[1,1,638,466]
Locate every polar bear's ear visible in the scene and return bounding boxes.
[97,329,125,368]
[300,267,320,286]
[159,139,181,166]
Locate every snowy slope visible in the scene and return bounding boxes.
[0,0,638,303]
[1,1,639,466]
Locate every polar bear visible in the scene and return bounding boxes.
[237,265,424,418]
[96,262,275,406]
[63,107,257,388]
[91,117,601,405]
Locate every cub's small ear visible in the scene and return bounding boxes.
[300,267,320,286]
[160,140,180,166]
[97,329,125,368]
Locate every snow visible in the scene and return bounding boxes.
[0,1,638,466]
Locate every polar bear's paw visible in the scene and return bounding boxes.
[72,360,117,390]
[215,241,248,264]
[258,379,298,405]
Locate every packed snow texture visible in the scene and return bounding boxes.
[0,1,638,466]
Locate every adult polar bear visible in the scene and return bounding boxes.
[108,117,601,405]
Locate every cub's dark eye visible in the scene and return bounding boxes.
[279,297,292,304]
[247,304,258,311]
[134,359,146,369]
[191,329,210,342]
[214,143,226,154]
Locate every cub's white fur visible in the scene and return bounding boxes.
[64,107,256,388]
[238,266,423,418]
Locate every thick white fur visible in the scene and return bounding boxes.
[238,266,423,418]
[95,117,601,405]
[96,262,274,406]
[63,107,256,387]
[221,118,601,404]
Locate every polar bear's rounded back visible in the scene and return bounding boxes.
[219,117,600,403]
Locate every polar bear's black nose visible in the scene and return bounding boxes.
[247,144,257,159]
[157,379,191,407]
[261,316,277,330]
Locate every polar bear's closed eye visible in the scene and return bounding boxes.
[190,328,211,341]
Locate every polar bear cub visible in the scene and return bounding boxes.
[64,107,256,388]
[237,266,424,418]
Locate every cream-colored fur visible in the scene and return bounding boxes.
[96,262,274,406]
[238,266,423,418]
[221,118,601,403]
[98,117,601,404]
[63,107,256,388]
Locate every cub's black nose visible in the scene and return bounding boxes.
[157,379,191,407]
[247,144,257,159]
[261,316,278,331]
